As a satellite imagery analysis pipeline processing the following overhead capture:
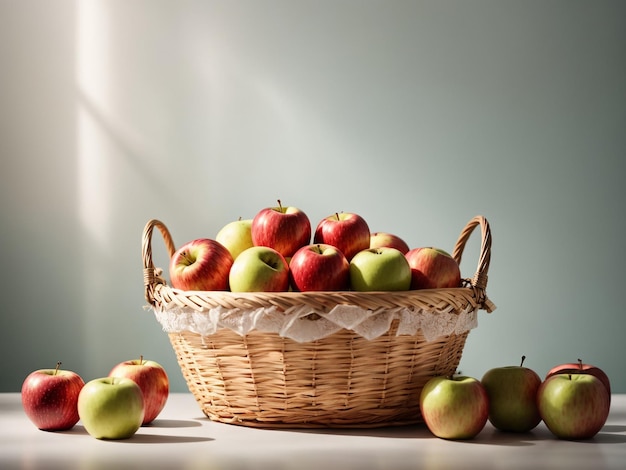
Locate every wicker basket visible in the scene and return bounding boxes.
[142,215,495,428]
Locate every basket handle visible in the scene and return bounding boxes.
[142,219,177,306]
[451,215,496,313]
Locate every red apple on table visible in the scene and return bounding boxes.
[419,375,489,440]
[369,232,410,254]
[21,362,85,431]
[349,247,412,292]
[289,243,350,292]
[229,246,290,292]
[251,200,311,258]
[480,355,542,432]
[537,373,610,440]
[405,247,461,290]
[314,212,370,261]
[545,359,611,403]
[169,238,233,291]
[108,356,169,425]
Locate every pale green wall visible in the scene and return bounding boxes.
[1,0,625,393]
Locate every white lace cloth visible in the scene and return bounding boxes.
[150,302,479,343]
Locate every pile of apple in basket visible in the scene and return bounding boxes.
[171,200,460,293]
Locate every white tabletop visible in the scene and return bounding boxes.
[1,393,625,469]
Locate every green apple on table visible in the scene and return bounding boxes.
[419,375,489,440]
[481,355,542,432]
[216,218,254,260]
[78,377,145,440]
[537,373,610,440]
[349,247,411,291]
[229,246,290,292]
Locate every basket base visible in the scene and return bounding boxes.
[169,325,469,429]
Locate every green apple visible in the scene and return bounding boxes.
[216,218,254,260]
[481,356,542,432]
[349,247,411,291]
[78,377,145,440]
[419,375,489,440]
[537,373,610,440]
[229,246,290,292]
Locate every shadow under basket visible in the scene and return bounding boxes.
[142,216,496,428]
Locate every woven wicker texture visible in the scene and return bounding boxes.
[142,215,494,428]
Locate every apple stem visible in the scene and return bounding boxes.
[335,212,340,221]
[180,250,193,264]
[277,199,283,212]
[139,355,144,365]
[54,361,61,375]
[578,358,583,370]
[520,355,526,367]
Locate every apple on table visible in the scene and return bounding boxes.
[405,247,461,290]
[314,212,370,261]
[169,238,233,291]
[216,217,253,260]
[419,375,489,440]
[537,373,610,440]
[229,246,290,292]
[21,362,85,431]
[349,247,411,292]
[289,243,350,292]
[109,356,169,425]
[78,377,145,440]
[480,355,542,432]
[251,200,311,258]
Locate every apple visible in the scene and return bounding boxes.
[169,238,233,291]
[251,200,311,258]
[537,373,610,440]
[21,362,85,431]
[405,247,461,290]
[216,218,253,260]
[369,232,410,254]
[545,359,611,402]
[349,247,411,292]
[289,243,350,292]
[419,375,489,440]
[78,377,145,440]
[229,246,289,292]
[480,356,542,432]
[108,356,169,425]
[313,212,370,261]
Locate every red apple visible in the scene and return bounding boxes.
[108,356,169,425]
[405,247,461,290]
[21,362,85,431]
[169,238,233,291]
[545,359,611,403]
[251,200,311,258]
[369,232,410,254]
[313,212,370,261]
[419,375,489,440]
[289,243,350,292]
[538,373,610,440]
